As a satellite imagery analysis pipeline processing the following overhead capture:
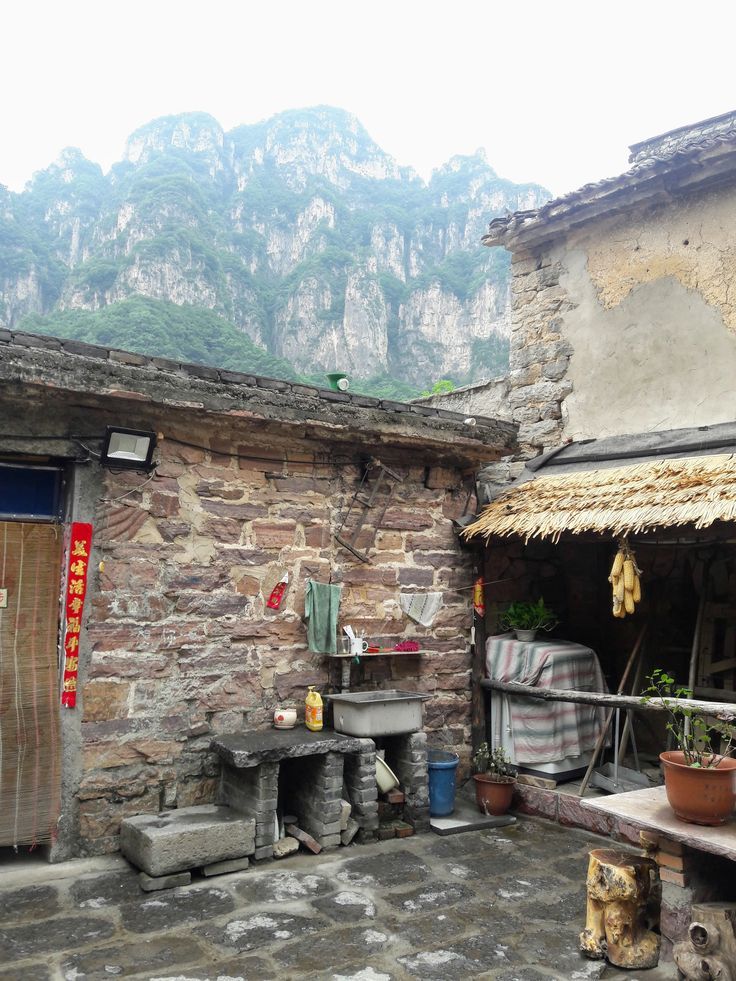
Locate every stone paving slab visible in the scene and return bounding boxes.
[59,933,209,979]
[0,817,681,980]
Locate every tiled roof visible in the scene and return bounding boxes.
[483,110,736,250]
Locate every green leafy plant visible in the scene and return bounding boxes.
[641,669,736,768]
[472,742,518,780]
[501,598,557,633]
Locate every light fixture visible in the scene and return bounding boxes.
[100,427,157,471]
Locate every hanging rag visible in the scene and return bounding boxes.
[399,592,443,628]
[304,579,342,654]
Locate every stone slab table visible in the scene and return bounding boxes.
[212,727,378,858]
[580,785,736,863]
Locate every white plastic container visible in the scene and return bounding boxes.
[329,690,429,736]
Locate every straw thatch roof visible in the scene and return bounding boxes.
[463,453,736,544]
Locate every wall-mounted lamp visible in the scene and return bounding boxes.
[100,427,157,471]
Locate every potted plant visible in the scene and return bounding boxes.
[501,598,557,642]
[642,669,736,826]
[471,742,518,815]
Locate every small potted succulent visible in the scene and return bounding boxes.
[471,742,518,815]
[642,669,736,826]
[501,598,557,642]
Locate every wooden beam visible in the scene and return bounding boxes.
[480,678,736,720]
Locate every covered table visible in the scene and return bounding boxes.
[486,634,608,773]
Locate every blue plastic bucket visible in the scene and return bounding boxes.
[428,749,460,816]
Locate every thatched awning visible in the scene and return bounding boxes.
[463,452,736,544]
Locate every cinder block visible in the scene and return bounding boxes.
[339,799,351,831]
[254,844,274,860]
[121,805,255,877]
[320,833,341,849]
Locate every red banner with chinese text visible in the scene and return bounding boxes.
[61,522,93,708]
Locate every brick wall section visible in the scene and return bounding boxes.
[507,252,575,455]
[78,419,476,853]
[219,761,279,860]
[343,741,380,843]
[282,752,344,850]
[391,732,430,831]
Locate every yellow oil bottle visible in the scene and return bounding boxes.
[305,686,323,731]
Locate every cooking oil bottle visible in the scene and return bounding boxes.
[305,686,323,731]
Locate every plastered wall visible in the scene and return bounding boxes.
[508,180,736,451]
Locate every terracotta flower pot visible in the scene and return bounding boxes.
[473,772,516,815]
[660,750,736,826]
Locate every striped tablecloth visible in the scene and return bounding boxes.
[486,634,608,764]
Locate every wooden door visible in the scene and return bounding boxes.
[0,522,63,847]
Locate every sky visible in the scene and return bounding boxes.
[2,1,735,198]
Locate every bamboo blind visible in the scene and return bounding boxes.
[0,522,62,848]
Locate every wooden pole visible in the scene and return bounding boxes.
[479,679,736,719]
[578,625,648,798]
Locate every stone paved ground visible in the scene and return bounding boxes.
[0,817,677,981]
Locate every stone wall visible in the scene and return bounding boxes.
[76,412,476,854]
[412,377,512,422]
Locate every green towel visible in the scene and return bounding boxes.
[304,579,342,654]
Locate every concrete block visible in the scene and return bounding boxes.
[139,870,191,892]
[121,805,255,877]
[339,799,351,831]
[254,844,274,861]
[202,857,251,877]
[320,834,342,849]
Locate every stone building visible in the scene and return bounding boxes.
[482,108,736,456]
[462,111,736,961]
[0,329,514,859]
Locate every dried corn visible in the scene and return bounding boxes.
[610,551,624,578]
[609,538,642,619]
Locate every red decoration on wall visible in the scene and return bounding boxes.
[61,522,93,708]
[473,576,486,617]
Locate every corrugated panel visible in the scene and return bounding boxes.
[0,522,62,847]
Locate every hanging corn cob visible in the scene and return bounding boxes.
[609,538,642,618]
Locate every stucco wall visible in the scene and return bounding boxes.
[506,180,736,452]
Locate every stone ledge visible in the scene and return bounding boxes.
[212,727,371,769]
[580,785,736,863]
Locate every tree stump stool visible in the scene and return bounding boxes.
[579,848,660,970]
[674,902,736,980]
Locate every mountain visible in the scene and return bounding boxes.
[0,108,549,394]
